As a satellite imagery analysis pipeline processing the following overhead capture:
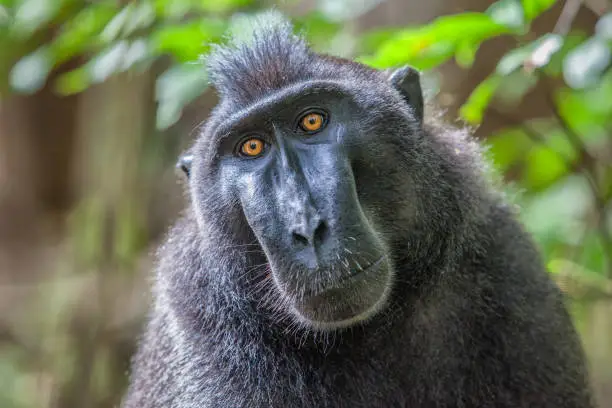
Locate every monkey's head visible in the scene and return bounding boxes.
[180,14,466,332]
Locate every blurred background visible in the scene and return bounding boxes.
[0,0,611,407]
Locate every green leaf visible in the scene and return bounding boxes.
[459,74,502,124]
[151,19,226,62]
[100,5,133,44]
[155,63,208,130]
[496,34,562,76]
[523,142,571,190]
[356,27,398,55]
[555,73,612,145]
[455,40,479,68]
[526,34,563,68]
[121,39,150,71]
[487,119,579,191]
[563,36,611,89]
[197,0,253,13]
[122,1,155,37]
[50,3,117,65]
[543,31,588,77]
[487,0,525,30]
[521,0,557,21]
[9,46,52,93]
[11,0,62,36]
[486,127,531,171]
[497,46,533,75]
[55,66,91,95]
[364,13,509,69]
[89,41,129,83]
[318,0,386,22]
[0,6,9,26]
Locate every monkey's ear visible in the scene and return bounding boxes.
[388,65,423,124]
[176,154,193,178]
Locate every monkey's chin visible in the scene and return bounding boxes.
[291,259,393,331]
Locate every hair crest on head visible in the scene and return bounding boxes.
[206,10,311,103]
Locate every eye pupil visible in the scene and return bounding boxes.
[300,112,325,133]
[240,138,264,157]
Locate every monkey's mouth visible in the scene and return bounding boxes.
[290,256,392,330]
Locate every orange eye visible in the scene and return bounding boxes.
[299,112,325,133]
[240,138,265,157]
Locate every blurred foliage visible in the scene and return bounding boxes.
[0,0,345,129]
[0,0,611,407]
[361,0,612,292]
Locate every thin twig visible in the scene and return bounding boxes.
[553,0,584,35]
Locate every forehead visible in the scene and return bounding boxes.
[210,80,355,137]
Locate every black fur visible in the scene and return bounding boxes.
[123,12,594,408]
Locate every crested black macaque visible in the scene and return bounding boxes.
[122,13,594,408]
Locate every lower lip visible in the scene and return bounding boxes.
[315,255,385,295]
[336,256,384,284]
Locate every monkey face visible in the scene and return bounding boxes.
[186,62,424,331]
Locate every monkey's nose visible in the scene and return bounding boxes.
[291,218,329,250]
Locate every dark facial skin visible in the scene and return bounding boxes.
[184,78,424,329]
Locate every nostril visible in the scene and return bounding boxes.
[313,220,329,246]
[292,231,309,247]
[291,220,329,249]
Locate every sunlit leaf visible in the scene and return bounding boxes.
[151,19,226,62]
[521,0,557,21]
[555,72,612,149]
[89,41,129,83]
[497,46,533,75]
[12,0,61,36]
[455,40,479,68]
[528,34,563,67]
[487,0,525,30]
[121,39,150,71]
[9,47,52,93]
[406,41,456,71]
[595,12,612,40]
[198,0,253,13]
[556,74,612,146]
[54,66,90,95]
[154,0,252,16]
[0,6,9,26]
[563,36,611,89]
[155,63,208,130]
[365,13,509,69]
[543,31,587,76]
[318,0,386,22]
[459,74,502,124]
[361,27,453,69]
[497,34,562,75]
[122,1,156,37]
[358,27,399,55]
[100,5,133,44]
[50,4,116,65]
